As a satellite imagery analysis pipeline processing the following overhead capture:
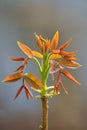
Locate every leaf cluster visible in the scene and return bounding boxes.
[2,31,81,100]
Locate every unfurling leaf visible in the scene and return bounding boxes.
[34,33,44,52]
[24,73,42,89]
[17,41,33,59]
[59,59,81,69]
[40,35,46,43]
[51,31,59,50]
[62,70,80,85]
[44,39,51,52]
[59,38,72,51]
[14,85,24,100]
[50,60,63,73]
[2,73,23,82]
[9,57,25,61]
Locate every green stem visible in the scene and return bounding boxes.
[41,53,50,96]
[33,57,42,76]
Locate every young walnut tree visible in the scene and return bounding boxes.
[2,31,81,130]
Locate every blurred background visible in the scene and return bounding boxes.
[0,0,86,130]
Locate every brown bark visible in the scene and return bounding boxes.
[40,97,48,130]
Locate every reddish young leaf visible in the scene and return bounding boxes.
[51,31,59,50]
[65,51,76,57]
[9,57,25,61]
[24,88,30,100]
[14,85,24,100]
[59,81,68,95]
[2,73,23,82]
[24,73,42,89]
[52,49,60,54]
[59,38,72,51]
[62,70,80,85]
[14,65,24,72]
[24,85,33,99]
[59,51,69,57]
[17,41,33,59]
[60,51,75,58]
[54,72,68,94]
[67,57,79,61]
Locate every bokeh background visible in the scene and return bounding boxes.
[0,0,86,130]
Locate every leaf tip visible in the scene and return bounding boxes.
[56,30,59,35]
[17,40,20,45]
[17,41,22,48]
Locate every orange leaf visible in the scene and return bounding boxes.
[50,53,62,59]
[14,85,24,100]
[2,73,23,82]
[9,57,25,61]
[65,51,76,57]
[17,41,33,59]
[32,50,43,58]
[62,70,80,85]
[59,38,72,51]
[24,73,42,89]
[51,31,59,50]
[60,51,75,58]
[59,59,81,68]
[59,51,69,57]
[52,49,60,54]
[67,57,79,61]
